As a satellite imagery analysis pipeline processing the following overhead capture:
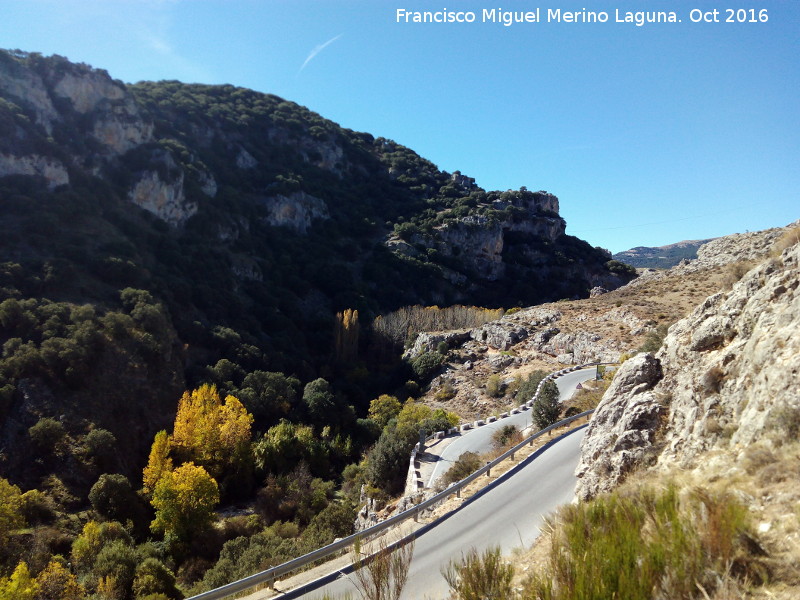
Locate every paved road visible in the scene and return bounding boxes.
[425,367,596,487]
[297,426,587,600]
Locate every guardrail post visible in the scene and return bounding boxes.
[413,508,419,523]
[456,487,461,499]
[486,462,491,477]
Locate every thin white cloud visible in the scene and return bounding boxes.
[298,34,343,74]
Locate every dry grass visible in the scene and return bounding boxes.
[771,226,800,256]
[512,440,800,599]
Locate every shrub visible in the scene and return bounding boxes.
[410,351,445,380]
[88,474,142,524]
[514,370,545,405]
[19,489,55,525]
[637,323,669,354]
[364,428,411,495]
[485,374,503,398]
[522,484,765,600]
[443,546,514,600]
[352,536,414,600]
[701,366,725,394]
[93,539,138,594]
[492,425,521,449]
[771,225,800,255]
[84,428,117,470]
[433,380,456,402]
[35,559,85,600]
[132,557,180,599]
[443,452,482,485]
[28,417,65,453]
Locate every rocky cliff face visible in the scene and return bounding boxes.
[576,234,800,500]
[262,191,330,233]
[0,51,201,225]
[0,49,633,328]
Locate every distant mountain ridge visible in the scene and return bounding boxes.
[613,238,716,269]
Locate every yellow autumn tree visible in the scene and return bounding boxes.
[334,308,359,363]
[0,477,23,549]
[150,462,219,544]
[36,559,85,600]
[368,394,402,429]
[142,430,173,496]
[0,562,39,600]
[170,384,253,481]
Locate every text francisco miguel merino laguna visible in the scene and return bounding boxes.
[395,8,682,27]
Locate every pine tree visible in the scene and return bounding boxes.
[532,380,561,429]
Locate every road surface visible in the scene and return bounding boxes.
[290,426,587,600]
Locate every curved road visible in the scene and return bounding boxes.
[426,367,596,487]
[296,426,587,600]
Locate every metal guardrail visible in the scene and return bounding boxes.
[188,363,612,599]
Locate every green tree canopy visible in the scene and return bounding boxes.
[532,379,561,429]
[150,462,220,545]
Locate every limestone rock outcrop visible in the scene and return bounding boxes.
[576,239,800,499]
[575,353,665,500]
[262,191,329,234]
[128,169,196,227]
[0,153,69,189]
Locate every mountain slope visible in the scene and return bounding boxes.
[0,50,632,511]
[613,238,715,269]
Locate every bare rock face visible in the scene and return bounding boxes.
[436,217,506,280]
[0,153,68,189]
[128,169,196,226]
[262,191,329,234]
[577,238,800,499]
[470,320,529,350]
[575,353,665,500]
[656,242,800,463]
[403,330,472,361]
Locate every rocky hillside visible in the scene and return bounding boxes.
[0,49,631,515]
[576,226,800,497]
[570,226,800,597]
[613,238,715,269]
[403,223,797,424]
[0,50,630,327]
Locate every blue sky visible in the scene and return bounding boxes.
[2,0,798,252]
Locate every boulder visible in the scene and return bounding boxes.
[575,353,664,500]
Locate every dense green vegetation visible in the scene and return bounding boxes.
[0,49,634,598]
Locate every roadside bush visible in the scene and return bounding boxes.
[364,428,411,495]
[522,484,766,600]
[514,370,546,405]
[491,425,521,449]
[443,546,514,600]
[443,452,482,485]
